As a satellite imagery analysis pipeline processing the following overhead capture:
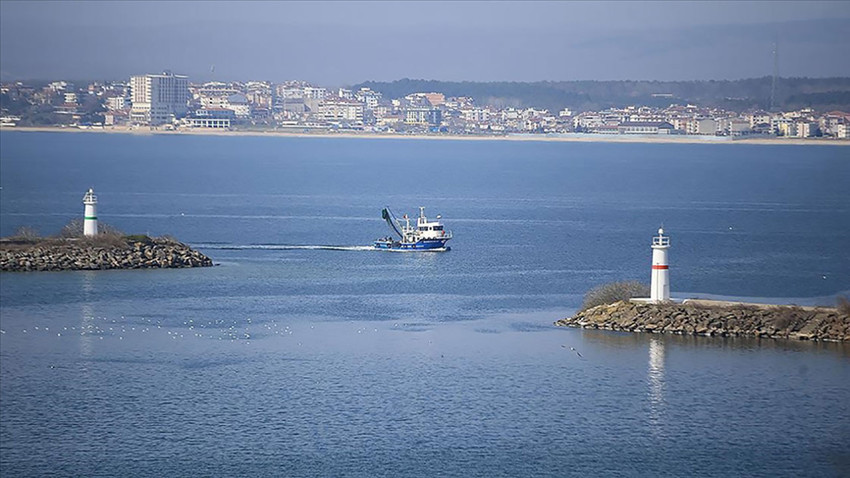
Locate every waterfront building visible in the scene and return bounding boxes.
[48,81,72,92]
[130,71,189,126]
[302,86,327,115]
[188,117,231,129]
[726,118,751,136]
[104,111,129,126]
[194,108,237,120]
[303,86,327,100]
[0,115,20,127]
[575,113,604,130]
[667,117,689,132]
[106,96,129,111]
[404,107,442,126]
[376,114,402,127]
[773,117,796,136]
[696,118,718,135]
[223,93,251,118]
[591,125,621,134]
[749,112,772,128]
[462,108,490,123]
[618,121,675,135]
[274,83,306,114]
[421,92,445,107]
[355,88,382,111]
[796,121,817,138]
[245,82,273,109]
[198,87,239,109]
[275,82,305,99]
[319,97,364,123]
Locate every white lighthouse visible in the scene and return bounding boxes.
[82,188,98,237]
[650,227,670,303]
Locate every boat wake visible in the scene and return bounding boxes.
[192,244,377,252]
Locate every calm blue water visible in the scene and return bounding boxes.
[1,131,849,476]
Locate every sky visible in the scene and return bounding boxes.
[1,0,849,85]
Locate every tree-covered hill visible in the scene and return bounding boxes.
[352,77,850,113]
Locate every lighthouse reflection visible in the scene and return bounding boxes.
[648,336,666,432]
[79,271,96,358]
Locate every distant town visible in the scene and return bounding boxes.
[1,71,848,140]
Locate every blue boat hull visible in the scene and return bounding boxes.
[374,238,450,251]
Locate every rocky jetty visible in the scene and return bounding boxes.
[555,300,849,342]
[0,236,213,272]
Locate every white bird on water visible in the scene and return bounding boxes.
[561,344,583,358]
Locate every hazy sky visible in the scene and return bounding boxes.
[1,0,848,85]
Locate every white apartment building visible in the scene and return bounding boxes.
[224,93,251,118]
[106,96,129,111]
[749,112,772,128]
[696,118,718,135]
[773,118,796,136]
[574,113,604,129]
[303,86,327,100]
[130,72,189,126]
[356,88,382,111]
[319,97,364,123]
[796,121,817,138]
[462,108,490,123]
[245,83,272,109]
[49,81,71,92]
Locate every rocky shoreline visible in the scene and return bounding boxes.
[0,236,213,272]
[555,300,849,342]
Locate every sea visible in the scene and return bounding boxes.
[1,131,849,477]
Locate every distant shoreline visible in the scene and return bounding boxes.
[3,125,849,146]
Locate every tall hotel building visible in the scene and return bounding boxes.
[130,71,189,125]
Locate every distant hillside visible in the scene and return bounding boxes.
[352,77,850,113]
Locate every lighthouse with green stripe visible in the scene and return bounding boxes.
[650,227,670,302]
[83,188,98,237]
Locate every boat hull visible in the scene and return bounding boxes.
[373,238,450,251]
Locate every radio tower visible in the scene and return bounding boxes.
[770,41,778,111]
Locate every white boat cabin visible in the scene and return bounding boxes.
[400,207,450,242]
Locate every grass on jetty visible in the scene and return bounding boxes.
[580,280,850,315]
[3,220,169,248]
[581,281,650,311]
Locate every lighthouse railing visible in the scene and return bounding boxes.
[652,235,670,247]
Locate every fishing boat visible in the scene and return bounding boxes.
[374,207,452,251]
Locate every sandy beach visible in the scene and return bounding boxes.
[3,125,848,146]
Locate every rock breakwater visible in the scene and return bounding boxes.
[555,300,849,342]
[0,236,213,272]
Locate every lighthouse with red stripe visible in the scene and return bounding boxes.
[650,227,670,302]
